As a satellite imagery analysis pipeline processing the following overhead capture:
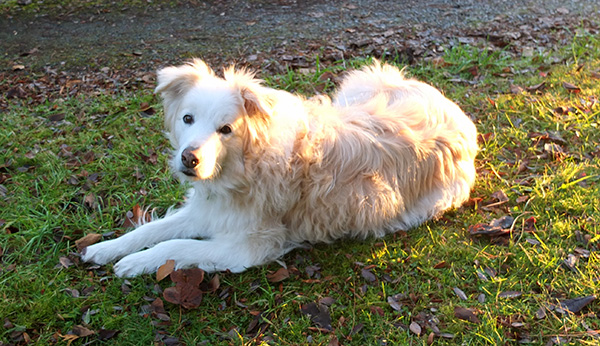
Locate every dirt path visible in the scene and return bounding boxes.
[2,0,598,74]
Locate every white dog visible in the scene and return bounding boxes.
[82,59,478,277]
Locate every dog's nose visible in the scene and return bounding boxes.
[181,147,199,168]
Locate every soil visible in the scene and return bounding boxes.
[1,0,599,75]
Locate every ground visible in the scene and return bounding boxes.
[1,0,599,72]
[1,1,600,346]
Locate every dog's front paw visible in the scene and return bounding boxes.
[113,251,162,278]
[81,240,121,265]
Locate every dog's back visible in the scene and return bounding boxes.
[283,62,478,243]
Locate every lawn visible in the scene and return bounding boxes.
[1,24,599,346]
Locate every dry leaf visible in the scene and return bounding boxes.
[453,287,468,301]
[562,81,581,93]
[409,321,422,335]
[454,307,480,323]
[361,267,377,282]
[266,267,289,282]
[555,296,596,314]
[156,259,175,282]
[301,302,332,330]
[163,268,205,309]
[499,291,522,299]
[76,233,102,251]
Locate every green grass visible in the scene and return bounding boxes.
[1,30,600,345]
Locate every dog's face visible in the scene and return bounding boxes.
[155,60,271,181]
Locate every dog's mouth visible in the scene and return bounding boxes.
[180,168,197,177]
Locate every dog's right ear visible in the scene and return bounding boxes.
[155,59,214,97]
[155,59,215,131]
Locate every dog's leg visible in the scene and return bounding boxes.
[81,204,212,265]
[113,229,288,277]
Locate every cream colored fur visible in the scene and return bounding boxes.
[81,59,478,277]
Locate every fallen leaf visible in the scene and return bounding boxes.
[510,84,525,94]
[491,190,509,203]
[163,268,205,309]
[59,256,74,268]
[454,307,480,323]
[361,267,377,282]
[433,261,448,269]
[157,260,175,282]
[499,291,523,299]
[301,302,332,330]
[48,113,65,122]
[526,81,546,92]
[562,81,581,93]
[453,287,468,301]
[202,274,220,293]
[555,296,596,314]
[98,329,120,340]
[72,325,94,337]
[266,267,289,282]
[409,321,422,336]
[76,233,102,251]
[387,295,403,311]
[122,204,152,228]
[562,254,578,272]
[535,306,547,319]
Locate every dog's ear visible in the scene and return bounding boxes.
[155,59,215,131]
[155,59,214,96]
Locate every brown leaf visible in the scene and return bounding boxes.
[427,332,435,344]
[361,267,377,282]
[555,296,596,314]
[370,305,384,316]
[387,296,403,311]
[300,302,332,330]
[510,84,525,94]
[266,267,289,282]
[591,71,600,79]
[562,81,581,93]
[453,287,468,301]
[202,274,220,293]
[59,256,74,268]
[526,81,546,92]
[409,321,422,336]
[72,325,94,337]
[123,204,152,228]
[156,260,175,282]
[454,307,480,323]
[433,261,448,269]
[48,113,65,122]
[491,190,509,203]
[98,329,120,341]
[498,291,522,299]
[76,233,102,251]
[163,268,205,309]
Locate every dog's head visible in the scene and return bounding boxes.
[155,59,272,181]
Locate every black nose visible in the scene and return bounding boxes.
[181,147,199,168]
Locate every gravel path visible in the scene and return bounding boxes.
[1,0,598,72]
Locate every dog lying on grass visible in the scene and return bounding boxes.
[82,59,478,277]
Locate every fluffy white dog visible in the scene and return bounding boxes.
[82,59,478,277]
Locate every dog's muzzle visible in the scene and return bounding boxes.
[181,147,199,168]
[181,147,199,176]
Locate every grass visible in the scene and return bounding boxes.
[1,28,600,346]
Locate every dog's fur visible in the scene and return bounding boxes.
[82,59,478,277]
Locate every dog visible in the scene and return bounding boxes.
[81,59,478,277]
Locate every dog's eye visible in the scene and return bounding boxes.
[218,124,232,135]
[183,114,194,124]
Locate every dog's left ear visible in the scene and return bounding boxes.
[240,86,272,119]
